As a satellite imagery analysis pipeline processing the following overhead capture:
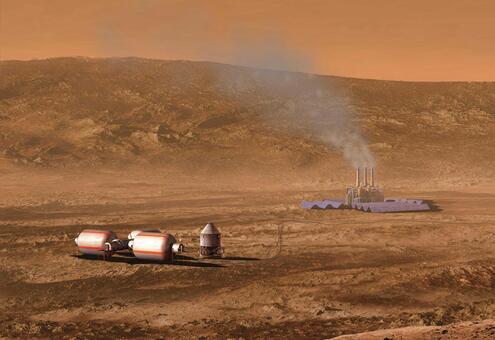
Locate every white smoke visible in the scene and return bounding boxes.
[97,3,375,168]
[301,86,376,168]
[214,33,375,169]
[320,125,376,168]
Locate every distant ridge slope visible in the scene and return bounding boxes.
[0,57,494,187]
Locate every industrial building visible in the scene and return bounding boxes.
[302,167,432,213]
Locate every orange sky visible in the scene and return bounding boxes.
[1,0,495,81]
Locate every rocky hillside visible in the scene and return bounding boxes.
[334,319,495,339]
[0,57,494,187]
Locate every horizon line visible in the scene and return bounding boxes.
[1,55,494,84]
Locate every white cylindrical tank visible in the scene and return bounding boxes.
[132,232,176,262]
[128,229,161,240]
[75,229,117,256]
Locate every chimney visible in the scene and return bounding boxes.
[355,168,361,187]
[364,167,368,186]
[371,168,375,187]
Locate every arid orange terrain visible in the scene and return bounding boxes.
[1,58,494,339]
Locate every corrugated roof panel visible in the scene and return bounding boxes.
[302,199,431,213]
[301,200,345,209]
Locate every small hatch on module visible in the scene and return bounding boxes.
[345,167,384,205]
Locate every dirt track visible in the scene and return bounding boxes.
[1,171,495,339]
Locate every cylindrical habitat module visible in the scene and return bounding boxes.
[132,232,176,262]
[128,228,161,240]
[75,229,117,256]
[199,223,223,258]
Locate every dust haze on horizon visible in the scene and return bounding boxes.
[2,0,495,81]
[2,0,380,168]
[83,0,378,170]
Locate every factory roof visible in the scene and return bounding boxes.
[301,200,345,209]
[301,199,431,212]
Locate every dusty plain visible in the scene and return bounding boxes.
[1,58,495,338]
[1,170,495,339]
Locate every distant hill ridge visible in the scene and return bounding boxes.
[0,57,494,187]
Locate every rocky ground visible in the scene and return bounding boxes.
[1,58,494,188]
[334,319,495,339]
[1,58,495,338]
[1,170,495,339]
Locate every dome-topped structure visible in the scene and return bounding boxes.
[201,223,220,235]
[199,223,224,258]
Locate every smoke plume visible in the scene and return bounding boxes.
[216,35,375,169]
[296,86,376,168]
[97,3,375,168]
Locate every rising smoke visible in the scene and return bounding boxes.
[299,85,376,168]
[98,4,375,168]
[304,98,376,168]
[216,34,375,169]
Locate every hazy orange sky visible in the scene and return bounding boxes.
[1,0,495,81]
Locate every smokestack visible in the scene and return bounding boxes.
[356,168,361,187]
[371,168,375,186]
[364,167,368,186]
